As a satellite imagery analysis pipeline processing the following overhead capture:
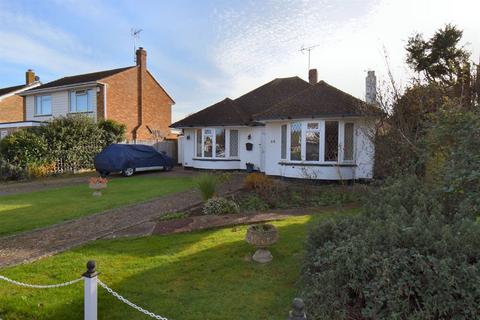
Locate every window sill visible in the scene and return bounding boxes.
[34,114,52,117]
[68,111,94,114]
[193,158,241,162]
[278,161,357,167]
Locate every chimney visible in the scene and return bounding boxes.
[365,70,377,104]
[136,47,147,69]
[26,69,36,85]
[308,69,318,85]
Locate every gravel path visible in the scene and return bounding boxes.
[0,173,244,268]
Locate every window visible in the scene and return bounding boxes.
[344,123,354,161]
[70,89,95,113]
[290,122,302,161]
[281,124,287,159]
[229,130,239,157]
[215,128,225,157]
[35,95,52,115]
[324,121,339,161]
[306,122,320,161]
[203,129,213,157]
[196,129,202,157]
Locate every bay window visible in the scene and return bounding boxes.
[195,128,239,159]
[283,120,354,163]
[343,123,354,161]
[324,121,339,161]
[306,123,320,161]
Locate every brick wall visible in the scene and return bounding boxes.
[0,95,24,122]
[99,66,173,142]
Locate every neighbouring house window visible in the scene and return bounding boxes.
[215,128,225,158]
[35,95,52,115]
[229,130,239,157]
[70,89,95,113]
[281,124,287,159]
[290,122,302,161]
[306,122,320,161]
[203,129,213,157]
[324,121,339,161]
[196,129,202,157]
[344,123,354,161]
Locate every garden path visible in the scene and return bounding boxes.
[0,173,244,268]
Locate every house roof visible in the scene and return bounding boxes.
[0,84,28,97]
[24,66,135,92]
[171,77,310,128]
[172,98,250,127]
[254,80,380,120]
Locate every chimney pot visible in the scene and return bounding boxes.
[136,47,147,68]
[365,70,377,104]
[26,69,36,85]
[308,69,318,85]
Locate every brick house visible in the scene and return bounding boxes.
[20,48,174,142]
[0,70,42,139]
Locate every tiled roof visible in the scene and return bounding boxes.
[254,80,380,120]
[171,98,250,127]
[171,77,310,127]
[0,84,27,97]
[24,66,134,92]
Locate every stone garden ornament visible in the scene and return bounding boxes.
[245,223,279,263]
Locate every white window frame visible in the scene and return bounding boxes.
[34,95,52,116]
[195,128,239,159]
[284,120,355,164]
[69,88,95,113]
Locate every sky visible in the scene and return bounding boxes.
[0,0,479,122]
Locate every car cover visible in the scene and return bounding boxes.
[94,144,173,173]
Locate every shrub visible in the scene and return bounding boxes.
[203,197,240,215]
[195,174,218,201]
[27,161,56,178]
[240,194,270,212]
[98,119,126,145]
[302,176,480,319]
[0,157,28,181]
[244,173,283,206]
[0,129,49,167]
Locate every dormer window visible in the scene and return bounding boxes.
[70,89,95,113]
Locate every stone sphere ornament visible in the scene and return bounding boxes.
[245,223,278,263]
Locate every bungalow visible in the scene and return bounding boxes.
[19,48,174,142]
[172,70,378,180]
[0,70,42,139]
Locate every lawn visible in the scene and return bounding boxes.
[0,176,195,237]
[0,209,357,320]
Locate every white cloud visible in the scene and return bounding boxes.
[209,0,480,103]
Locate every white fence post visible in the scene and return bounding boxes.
[83,260,98,320]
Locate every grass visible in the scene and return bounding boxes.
[0,208,358,320]
[0,176,195,237]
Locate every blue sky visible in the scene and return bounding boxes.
[0,0,479,121]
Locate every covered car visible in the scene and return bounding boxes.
[94,144,174,177]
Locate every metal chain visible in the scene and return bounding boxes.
[0,275,82,289]
[98,279,169,320]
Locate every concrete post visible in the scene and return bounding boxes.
[288,298,307,320]
[83,260,98,320]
